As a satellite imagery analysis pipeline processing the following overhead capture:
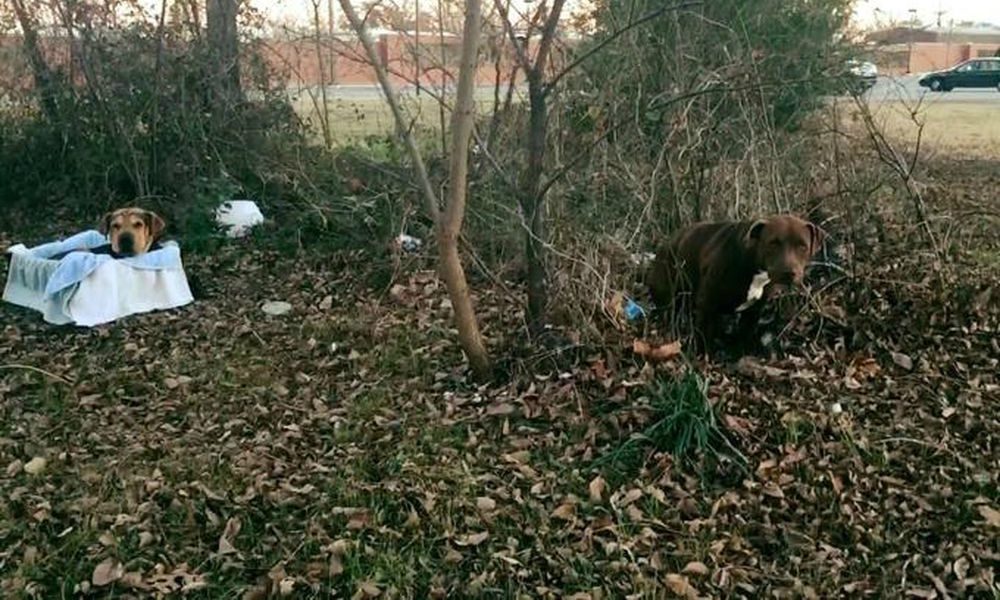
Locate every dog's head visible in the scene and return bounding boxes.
[746,214,824,286]
[101,208,165,256]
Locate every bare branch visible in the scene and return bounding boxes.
[545,0,702,94]
[338,0,441,222]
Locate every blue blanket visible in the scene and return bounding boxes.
[31,230,184,297]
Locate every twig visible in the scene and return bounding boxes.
[0,364,75,386]
[545,0,702,95]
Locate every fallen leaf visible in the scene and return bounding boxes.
[23,457,47,475]
[551,502,576,521]
[665,573,698,598]
[454,531,489,546]
[218,517,241,555]
[633,339,683,362]
[329,553,344,577]
[358,581,382,597]
[890,351,913,370]
[92,558,123,587]
[476,497,496,511]
[588,476,606,503]
[978,504,1000,528]
[682,561,710,576]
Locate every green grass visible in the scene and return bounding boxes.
[291,89,517,145]
[594,370,745,476]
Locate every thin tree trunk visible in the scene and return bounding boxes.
[522,74,548,333]
[206,0,243,111]
[440,0,490,379]
[10,0,60,121]
[339,0,491,379]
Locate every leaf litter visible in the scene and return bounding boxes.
[1,200,998,598]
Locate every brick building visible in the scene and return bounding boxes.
[866,24,1000,74]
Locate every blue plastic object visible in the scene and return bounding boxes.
[624,298,646,321]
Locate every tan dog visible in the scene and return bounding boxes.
[101,208,166,256]
[648,214,824,350]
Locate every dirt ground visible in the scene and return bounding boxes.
[0,125,998,597]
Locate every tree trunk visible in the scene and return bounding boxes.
[206,0,243,110]
[10,0,60,121]
[522,73,548,334]
[440,0,491,379]
[339,0,491,379]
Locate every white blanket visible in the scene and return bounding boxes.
[3,230,194,326]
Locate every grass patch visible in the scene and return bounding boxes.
[849,99,1000,158]
[594,370,745,476]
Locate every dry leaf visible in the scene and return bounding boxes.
[218,517,241,555]
[454,531,489,546]
[551,502,576,521]
[682,561,710,577]
[23,457,47,475]
[633,339,682,362]
[329,553,344,577]
[890,351,914,370]
[347,511,371,530]
[978,504,1000,528]
[476,497,496,511]
[92,558,123,587]
[358,581,382,597]
[665,573,698,598]
[588,476,606,503]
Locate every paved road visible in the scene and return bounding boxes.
[865,74,1000,104]
[300,77,1000,104]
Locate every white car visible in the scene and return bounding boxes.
[846,59,878,92]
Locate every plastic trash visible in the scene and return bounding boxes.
[261,300,292,316]
[630,252,656,266]
[397,234,422,253]
[624,298,646,321]
[216,200,264,238]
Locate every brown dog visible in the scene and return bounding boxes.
[647,214,824,350]
[101,207,166,256]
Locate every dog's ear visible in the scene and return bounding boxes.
[746,219,767,247]
[144,211,166,239]
[99,212,114,235]
[806,222,826,256]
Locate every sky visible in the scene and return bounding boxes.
[852,0,999,27]
[129,0,1000,31]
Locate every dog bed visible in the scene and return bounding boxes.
[3,230,193,326]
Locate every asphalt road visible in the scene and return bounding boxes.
[298,77,1000,104]
[865,74,1000,104]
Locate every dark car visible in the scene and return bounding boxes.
[918,57,1000,92]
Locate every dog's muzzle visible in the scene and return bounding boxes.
[118,233,136,255]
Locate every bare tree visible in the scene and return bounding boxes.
[492,0,699,334]
[206,0,242,109]
[338,0,492,380]
[9,0,60,121]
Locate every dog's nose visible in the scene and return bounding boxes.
[771,269,801,285]
[118,233,135,253]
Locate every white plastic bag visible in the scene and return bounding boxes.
[216,200,264,238]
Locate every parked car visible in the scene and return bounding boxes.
[918,57,1000,92]
[846,59,878,93]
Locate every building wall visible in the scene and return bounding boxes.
[264,34,553,89]
[875,42,1000,74]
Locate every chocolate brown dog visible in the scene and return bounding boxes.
[648,214,824,350]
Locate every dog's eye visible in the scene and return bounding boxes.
[769,239,781,247]
[112,224,121,230]
[133,221,144,228]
